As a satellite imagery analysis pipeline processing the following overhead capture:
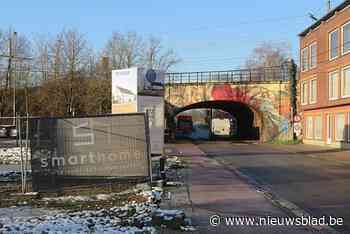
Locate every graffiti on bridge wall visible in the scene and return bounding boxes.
[165,83,292,141]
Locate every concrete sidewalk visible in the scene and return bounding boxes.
[165,143,329,233]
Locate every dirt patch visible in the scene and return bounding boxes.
[0,180,138,210]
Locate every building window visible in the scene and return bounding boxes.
[342,66,350,97]
[309,43,317,69]
[342,22,350,55]
[329,29,339,60]
[301,47,308,71]
[309,78,317,104]
[301,81,308,105]
[314,116,322,140]
[306,116,314,139]
[335,113,346,141]
[329,71,339,100]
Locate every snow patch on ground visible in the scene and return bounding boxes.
[0,170,31,182]
[0,147,31,164]
[0,186,195,233]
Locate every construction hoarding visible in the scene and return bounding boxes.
[29,113,150,191]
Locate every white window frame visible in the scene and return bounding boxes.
[329,29,339,61]
[309,42,317,69]
[306,116,314,139]
[301,47,309,72]
[329,71,339,100]
[309,78,317,104]
[341,21,350,55]
[314,115,323,140]
[335,113,346,142]
[341,65,350,98]
[326,114,333,144]
[301,81,309,105]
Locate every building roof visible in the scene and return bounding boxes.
[299,0,350,37]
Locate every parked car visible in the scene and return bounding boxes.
[0,127,8,138]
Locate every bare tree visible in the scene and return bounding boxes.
[104,32,179,71]
[245,41,291,81]
[103,32,125,70]
[49,35,64,79]
[60,29,90,115]
[141,36,180,71]
[1,27,181,117]
[33,29,91,116]
[103,31,142,70]
[123,32,142,68]
[246,41,291,68]
[33,34,50,81]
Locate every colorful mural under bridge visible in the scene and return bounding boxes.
[165,65,296,142]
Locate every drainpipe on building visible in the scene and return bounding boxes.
[289,59,298,141]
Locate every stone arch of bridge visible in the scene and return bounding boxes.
[173,100,262,140]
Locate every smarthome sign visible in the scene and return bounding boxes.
[30,114,149,179]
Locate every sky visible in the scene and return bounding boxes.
[1,0,345,72]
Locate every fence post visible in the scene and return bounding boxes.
[18,115,25,193]
[24,113,29,193]
[145,111,153,185]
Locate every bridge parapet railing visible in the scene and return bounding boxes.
[165,64,291,85]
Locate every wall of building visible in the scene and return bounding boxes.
[300,4,350,148]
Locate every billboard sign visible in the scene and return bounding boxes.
[30,114,150,191]
[112,68,138,113]
[112,67,165,155]
[138,68,165,96]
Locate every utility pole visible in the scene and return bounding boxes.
[6,32,13,90]
[1,32,32,123]
[5,31,17,125]
[12,32,17,126]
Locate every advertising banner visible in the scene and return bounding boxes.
[137,68,165,96]
[30,114,150,191]
[112,67,165,155]
[112,68,138,113]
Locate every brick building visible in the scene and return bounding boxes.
[299,0,350,148]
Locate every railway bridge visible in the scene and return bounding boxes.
[164,61,297,142]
